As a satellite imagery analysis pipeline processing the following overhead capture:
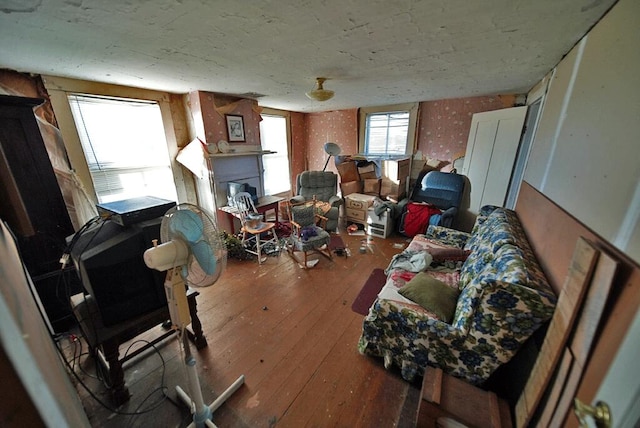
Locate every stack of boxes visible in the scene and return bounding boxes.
[337,157,410,201]
[380,158,410,202]
[336,157,409,239]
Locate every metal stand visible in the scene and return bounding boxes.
[175,332,245,428]
[166,271,245,428]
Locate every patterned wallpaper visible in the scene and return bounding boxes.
[188,91,517,192]
[189,91,263,150]
[417,95,516,163]
[290,112,307,181]
[288,95,516,180]
[302,109,358,174]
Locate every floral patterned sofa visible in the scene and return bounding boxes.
[357,205,557,385]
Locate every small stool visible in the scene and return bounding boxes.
[70,288,207,405]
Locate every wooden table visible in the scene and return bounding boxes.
[70,289,207,405]
[219,195,285,234]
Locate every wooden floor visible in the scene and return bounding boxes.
[62,227,422,427]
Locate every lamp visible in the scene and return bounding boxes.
[322,142,341,171]
[306,77,334,102]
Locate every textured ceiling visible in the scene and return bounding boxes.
[0,0,616,112]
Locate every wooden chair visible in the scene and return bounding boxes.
[233,192,279,264]
[285,197,333,268]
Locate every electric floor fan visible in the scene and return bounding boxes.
[144,203,244,428]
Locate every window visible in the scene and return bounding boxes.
[260,112,291,195]
[359,103,419,157]
[67,94,178,203]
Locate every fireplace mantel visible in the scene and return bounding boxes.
[195,150,276,231]
[207,150,275,158]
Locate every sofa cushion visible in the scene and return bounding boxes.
[399,273,460,323]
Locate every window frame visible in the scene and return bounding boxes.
[43,76,189,211]
[259,107,292,196]
[358,102,419,156]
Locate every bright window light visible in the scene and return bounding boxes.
[68,94,178,203]
[260,114,291,195]
[364,111,410,156]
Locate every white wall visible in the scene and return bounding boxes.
[524,0,640,265]
[524,1,640,422]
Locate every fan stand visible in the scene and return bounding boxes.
[165,268,245,428]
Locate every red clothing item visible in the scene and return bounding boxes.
[402,202,441,237]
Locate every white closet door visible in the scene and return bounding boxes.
[462,106,527,214]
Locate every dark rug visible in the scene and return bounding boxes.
[351,268,387,315]
[329,234,345,250]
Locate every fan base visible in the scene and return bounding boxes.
[177,375,245,428]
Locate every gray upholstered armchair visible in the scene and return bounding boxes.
[291,171,342,231]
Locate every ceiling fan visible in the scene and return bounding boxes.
[306,77,334,102]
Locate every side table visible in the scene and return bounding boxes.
[219,195,284,234]
[345,193,377,227]
[70,288,207,405]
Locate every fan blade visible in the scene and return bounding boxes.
[190,240,217,275]
[169,209,217,275]
[170,210,205,242]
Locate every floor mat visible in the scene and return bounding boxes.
[329,234,345,251]
[351,268,387,316]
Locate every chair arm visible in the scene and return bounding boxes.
[313,213,328,229]
[290,195,306,204]
[328,195,342,208]
[425,225,471,248]
[359,297,465,380]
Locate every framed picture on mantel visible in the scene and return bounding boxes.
[225,114,245,142]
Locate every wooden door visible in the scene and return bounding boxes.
[460,106,527,229]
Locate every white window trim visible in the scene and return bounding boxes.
[358,102,419,156]
[42,75,190,208]
[260,107,292,195]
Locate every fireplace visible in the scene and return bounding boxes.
[194,151,274,231]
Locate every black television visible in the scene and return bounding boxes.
[227,181,258,207]
[68,217,168,326]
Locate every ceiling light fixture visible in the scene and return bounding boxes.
[306,77,334,102]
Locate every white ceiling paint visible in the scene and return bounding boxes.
[0,0,617,112]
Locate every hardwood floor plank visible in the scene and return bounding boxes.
[68,229,416,427]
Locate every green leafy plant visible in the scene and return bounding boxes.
[220,231,251,260]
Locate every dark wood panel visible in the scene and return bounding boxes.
[0,94,74,275]
[515,182,598,295]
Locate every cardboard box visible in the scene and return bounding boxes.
[380,177,406,199]
[340,180,363,197]
[363,178,381,195]
[382,158,410,181]
[337,161,360,183]
[359,171,378,180]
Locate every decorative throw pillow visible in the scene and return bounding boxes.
[398,272,460,323]
[428,248,472,262]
